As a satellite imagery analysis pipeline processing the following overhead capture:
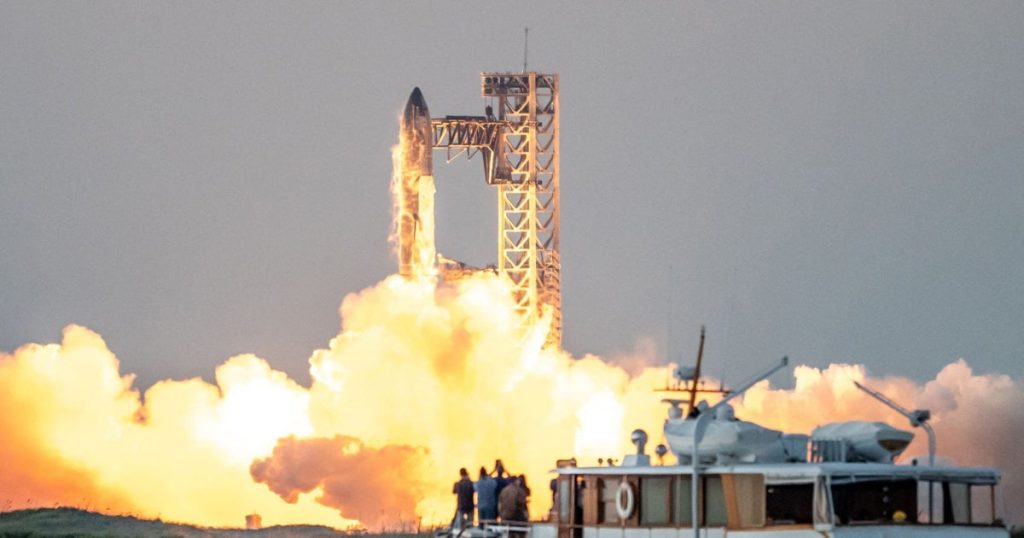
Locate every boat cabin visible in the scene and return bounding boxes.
[540,462,1005,537]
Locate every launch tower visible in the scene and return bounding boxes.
[479,72,560,348]
[405,72,561,347]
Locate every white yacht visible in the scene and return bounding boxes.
[530,428,1006,538]
[521,356,1009,538]
[458,332,1009,538]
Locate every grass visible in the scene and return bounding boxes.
[0,507,431,537]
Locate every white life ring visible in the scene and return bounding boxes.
[615,480,635,520]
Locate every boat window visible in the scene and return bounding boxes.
[766,483,814,525]
[671,476,693,525]
[598,478,620,524]
[640,477,671,525]
[704,476,728,527]
[920,480,939,523]
[557,477,572,522]
[730,474,766,528]
[944,482,970,524]
[831,478,917,525]
[971,485,995,525]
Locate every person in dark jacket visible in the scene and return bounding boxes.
[492,459,509,498]
[453,468,475,529]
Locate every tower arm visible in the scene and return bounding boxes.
[431,118,511,185]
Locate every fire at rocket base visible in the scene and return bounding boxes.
[397,87,436,278]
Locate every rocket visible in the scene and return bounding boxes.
[402,87,433,179]
[397,87,435,278]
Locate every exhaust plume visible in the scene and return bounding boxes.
[2,304,1022,527]
[251,435,427,528]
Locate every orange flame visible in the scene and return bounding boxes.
[390,130,436,280]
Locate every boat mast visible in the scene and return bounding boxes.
[687,326,706,416]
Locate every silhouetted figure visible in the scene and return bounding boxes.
[453,467,475,530]
[492,459,510,499]
[549,477,558,507]
[518,475,530,521]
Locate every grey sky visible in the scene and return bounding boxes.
[1,2,1021,389]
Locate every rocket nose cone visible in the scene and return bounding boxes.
[403,87,429,124]
[408,87,427,109]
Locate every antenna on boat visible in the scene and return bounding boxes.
[656,326,729,411]
[687,326,706,415]
[853,380,937,522]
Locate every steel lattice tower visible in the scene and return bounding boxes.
[483,72,561,347]
[427,72,561,347]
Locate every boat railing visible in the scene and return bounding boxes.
[481,521,532,537]
[811,439,849,462]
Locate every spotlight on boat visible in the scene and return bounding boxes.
[655,443,668,465]
[631,429,648,454]
[624,429,651,467]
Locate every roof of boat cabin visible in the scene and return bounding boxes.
[554,462,1000,484]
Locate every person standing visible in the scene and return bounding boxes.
[549,477,558,513]
[475,466,498,523]
[498,476,527,523]
[492,459,509,499]
[453,468,475,530]
[517,474,530,521]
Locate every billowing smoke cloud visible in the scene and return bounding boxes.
[0,326,341,527]
[251,435,427,528]
[0,276,655,529]
[302,273,659,522]
[4,279,1021,528]
[918,361,1024,519]
[0,332,137,515]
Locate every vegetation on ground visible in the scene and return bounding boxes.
[0,508,436,538]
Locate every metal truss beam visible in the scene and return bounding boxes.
[431,117,510,185]
[483,72,561,348]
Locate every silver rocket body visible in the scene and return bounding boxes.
[398,87,435,277]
